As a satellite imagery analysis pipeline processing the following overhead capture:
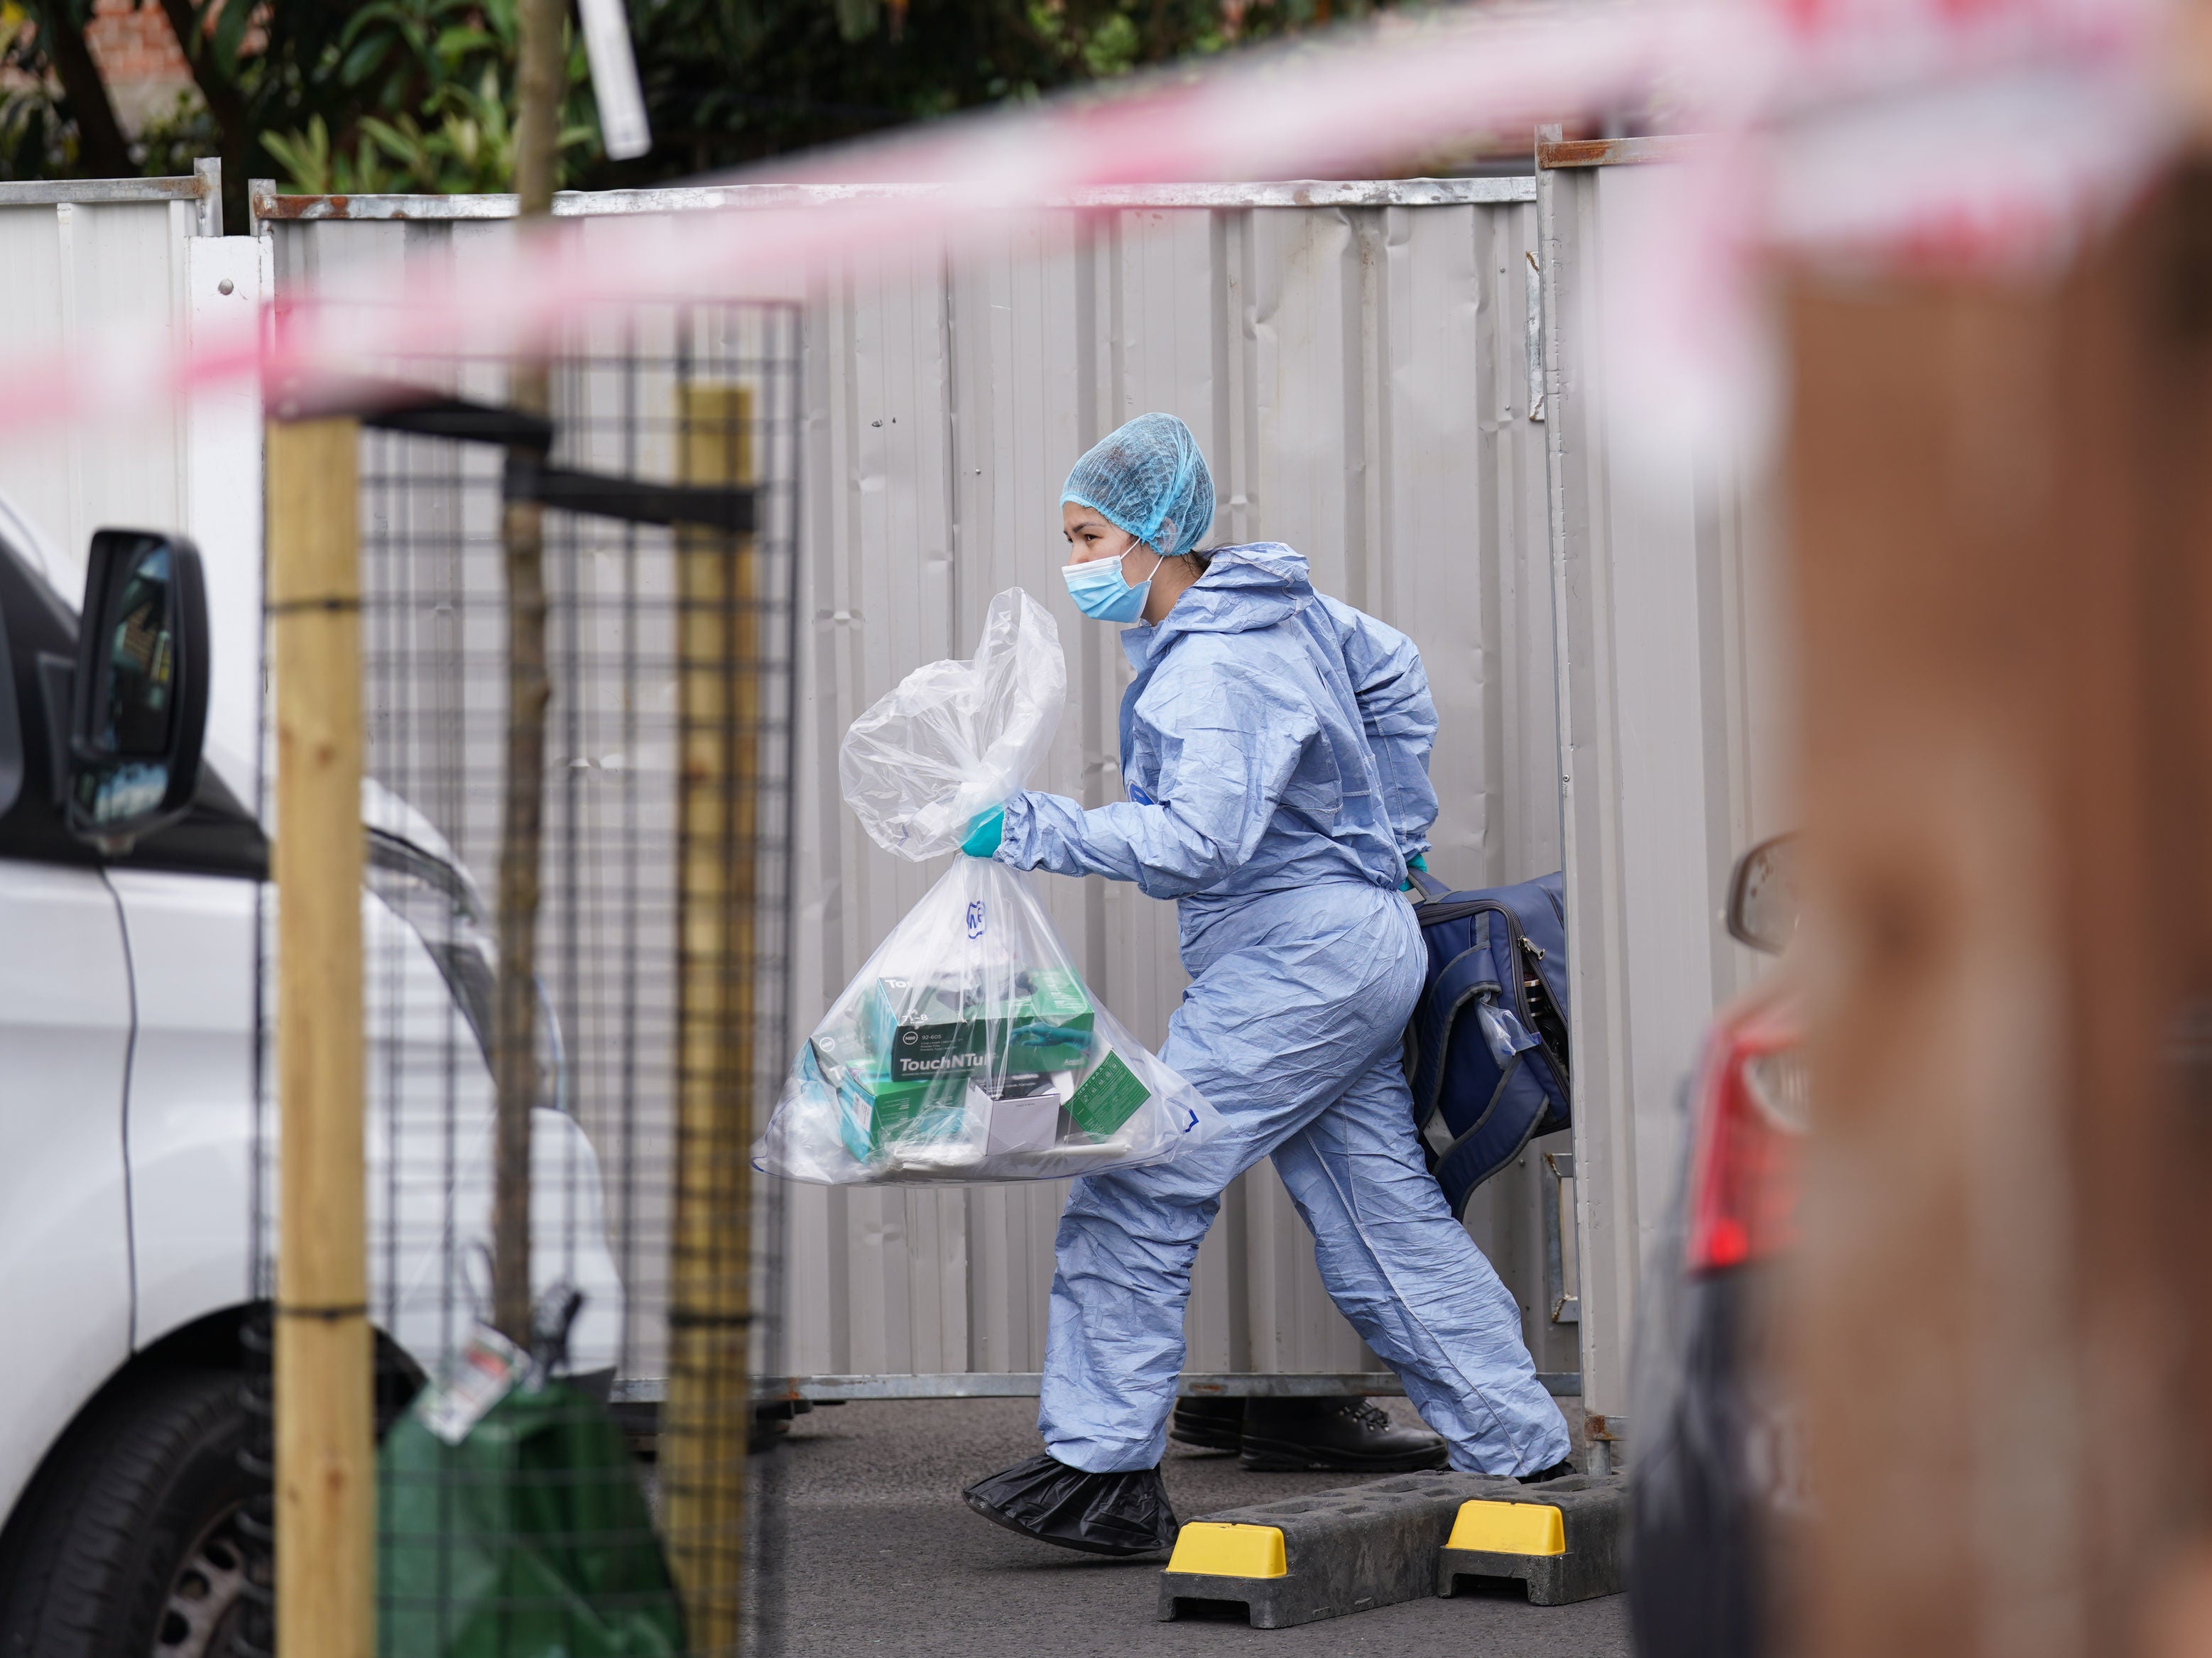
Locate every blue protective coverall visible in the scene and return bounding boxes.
[996,541,1571,1476]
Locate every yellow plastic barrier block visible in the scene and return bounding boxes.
[1445,1500,1565,1556]
[1166,1522,1288,1579]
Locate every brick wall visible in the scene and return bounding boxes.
[84,0,193,132]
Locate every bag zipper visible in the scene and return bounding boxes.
[1490,908,1569,1086]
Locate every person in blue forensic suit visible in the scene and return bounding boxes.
[960,413,1572,1559]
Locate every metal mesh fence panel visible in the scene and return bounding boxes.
[250,300,800,1657]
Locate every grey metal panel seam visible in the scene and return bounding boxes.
[1534,123,1790,1467]
[1540,123,1645,1458]
[192,158,223,237]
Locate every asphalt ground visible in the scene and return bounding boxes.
[756,1397,1632,1658]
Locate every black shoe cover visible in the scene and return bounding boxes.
[1518,1458,1577,1484]
[962,1454,1179,1556]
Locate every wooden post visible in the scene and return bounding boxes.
[267,416,373,1658]
[661,383,758,1652]
[1786,171,2212,1657]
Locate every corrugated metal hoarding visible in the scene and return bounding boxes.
[257,176,1585,1394]
[0,163,266,787]
[0,156,1790,1448]
[0,164,221,570]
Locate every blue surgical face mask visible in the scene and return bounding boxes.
[1062,545,1165,623]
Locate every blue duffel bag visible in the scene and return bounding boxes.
[1403,868,1572,1217]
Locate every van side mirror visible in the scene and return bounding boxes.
[64,530,210,850]
[1726,833,1800,955]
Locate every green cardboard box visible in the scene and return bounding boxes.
[1008,969,1094,1072]
[864,968,1095,1084]
[1065,1049,1152,1138]
[812,969,1106,1162]
[810,1020,967,1162]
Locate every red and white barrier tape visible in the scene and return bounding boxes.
[0,0,2181,440]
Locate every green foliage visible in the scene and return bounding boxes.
[1,0,1413,197]
[0,0,596,197]
[0,0,70,175]
[157,1,361,172]
[263,2,599,194]
[258,115,370,194]
[584,0,1379,183]
[133,87,222,178]
[1078,11,1140,78]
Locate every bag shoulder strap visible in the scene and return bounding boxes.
[1407,864,1453,903]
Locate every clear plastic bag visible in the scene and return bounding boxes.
[837,587,1066,861]
[1474,998,1540,1069]
[757,589,1223,1185]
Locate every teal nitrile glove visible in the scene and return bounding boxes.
[961,805,1006,858]
[1398,852,1427,893]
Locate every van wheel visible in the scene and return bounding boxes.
[0,1368,268,1658]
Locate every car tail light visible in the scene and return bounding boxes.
[1686,1005,1805,1272]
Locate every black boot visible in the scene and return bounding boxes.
[962,1453,1179,1556]
[1169,1397,1244,1453]
[1239,1397,1449,1473]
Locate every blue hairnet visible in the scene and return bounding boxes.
[1061,413,1216,560]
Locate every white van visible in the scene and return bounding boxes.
[0,491,623,1656]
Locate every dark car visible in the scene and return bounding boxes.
[1629,836,1809,1658]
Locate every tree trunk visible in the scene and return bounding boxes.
[33,0,131,178]
[154,0,251,226]
[490,0,566,1351]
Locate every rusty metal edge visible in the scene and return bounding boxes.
[1535,133,1709,170]
[246,176,1537,227]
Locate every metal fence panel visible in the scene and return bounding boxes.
[0,162,263,785]
[0,178,195,560]
[1539,143,1793,1436]
[260,178,1573,1387]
